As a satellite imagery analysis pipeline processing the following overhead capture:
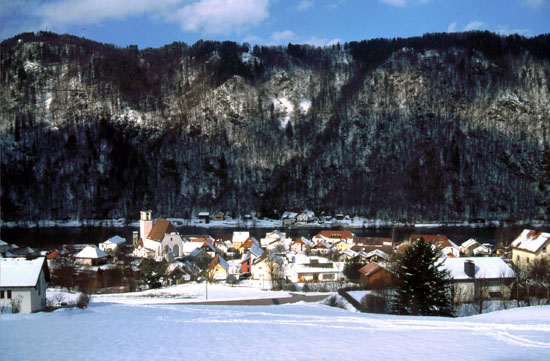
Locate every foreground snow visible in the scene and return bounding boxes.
[2,301,550,361]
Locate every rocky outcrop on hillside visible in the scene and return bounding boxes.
[1,31,550,222]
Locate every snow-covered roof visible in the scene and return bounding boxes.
[0,240,8,247]
[281,211,298,219]
[0,257,45,287]
[190,248,204,257]
[250,244,264,257]
[232,231,250,244]
[510,229,550,254]
[365,249,390,260]
[106,235,126,245]
[442,257,516,280]
[198,212,210,216]
[461,238,480,249]
[75,245,108,259]
[293,236,313,247]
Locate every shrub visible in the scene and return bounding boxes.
[323,295,347,309]
[76,293,92,309]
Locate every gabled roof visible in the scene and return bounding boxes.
[410,234,449,244]
[148,219,177,241]
[315,230,354,239]
[365,249,390,261]
[461,238,480,249]
[209,254,228,271]
[358,262,390,277]
[353,237,391,246]
[0,257,47,287]
[292,236,313,247]
[250,244,265,257]
[443,257,516,279]
[105,235,126,245]
[510,229,550,254]
[75,245,108,259]
[0,240,8,247]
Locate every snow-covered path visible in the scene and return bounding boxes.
[2,303,550,361]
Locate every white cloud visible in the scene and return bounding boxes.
[523,0,545,7]
[296,1,314,11]
[270,30,297,44]
[302,36,341,46]
[496,25,530,36]
[171,0,270,34]
[26,0,270,35]
[379,0,407,6]
[35,0,179,26]
[447,22,458,33]
[463,20,486,31]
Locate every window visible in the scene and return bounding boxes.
[0,290,4,298]
[7,290,12,299]
[526,258,530,264]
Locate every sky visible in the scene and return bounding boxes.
[1,0,549,49]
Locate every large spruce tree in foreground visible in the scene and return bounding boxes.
[392,239,453,316]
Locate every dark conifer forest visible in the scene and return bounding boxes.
[1,31,549,222]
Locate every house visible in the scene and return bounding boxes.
[74,245,108,266]
[133,211,185,259]
[213,212,225,221]
[208,254,229,280]
[238,237,260,255]
[164,261,195,285]
[312,230,354,246]
[231,231,250,249]
[285,255,340,283]
[260,230,291,251]
[281,211,298,226]
[296,210,315,223]
[509,229,550,267]
[333,241,352,252]
[310,240,331,256]
[0,257,49,313]
[460,238,491,257]
[443,257,516,303]
[358,263,393,289]
[290,237,313,253]
[198,212,210,222]
[0,240,9,254]
[99,235,126,254]
[251,252,283,283]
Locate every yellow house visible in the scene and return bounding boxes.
[208,255,229,280]
[334,241,351,252]
[510,229,550,267]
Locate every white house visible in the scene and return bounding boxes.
[285,255,341,283]
[443,257,516,303]
[75,245,108,266]
[99,235,126,254]
[510,229,550,267]
[0,257,49,313]
[260,230,292,251]
[312,230,354,245]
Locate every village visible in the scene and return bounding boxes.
[1,210,549,315]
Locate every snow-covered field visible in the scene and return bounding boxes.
[2,286,550,361]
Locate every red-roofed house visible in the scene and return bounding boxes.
[358,263,393,289]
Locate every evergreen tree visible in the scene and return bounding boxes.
[343,258,364,283]
[392,239,453,316]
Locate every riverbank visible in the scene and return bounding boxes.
[2,216,549,230]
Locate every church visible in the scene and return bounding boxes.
[133,211,184,260]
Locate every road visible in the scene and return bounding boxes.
[164,292,329,306]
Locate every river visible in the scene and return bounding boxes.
[2,224,546,250]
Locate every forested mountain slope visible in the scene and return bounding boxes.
[1,31,550,222]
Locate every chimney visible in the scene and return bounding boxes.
[464,260,475,278]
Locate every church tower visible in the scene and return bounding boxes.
[140,210,153,241]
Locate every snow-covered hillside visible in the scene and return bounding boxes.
[2,296,549,360]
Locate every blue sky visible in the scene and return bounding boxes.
[1,0,549,49]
